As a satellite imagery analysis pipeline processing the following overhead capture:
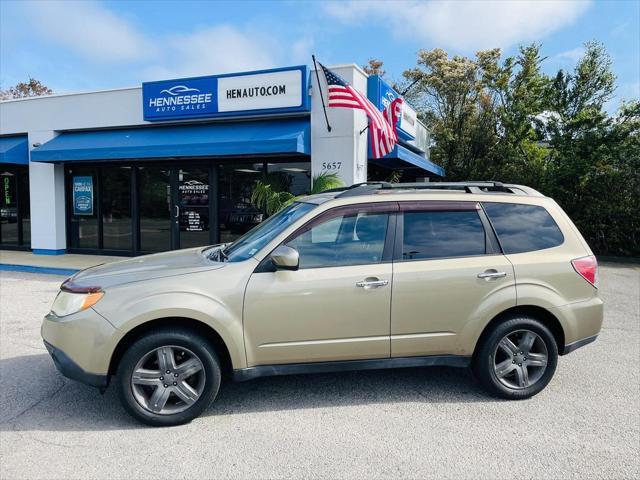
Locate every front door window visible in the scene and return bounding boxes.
[287,210,390,269]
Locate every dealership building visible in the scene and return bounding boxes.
[0,63,442,256]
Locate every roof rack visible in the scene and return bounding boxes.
[332,181,542,198]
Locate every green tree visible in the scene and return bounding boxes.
[541,42,637,255]
[403,48,499,180]
[403,41,638,256]
[0,77,52,100]
[252,172,344,215]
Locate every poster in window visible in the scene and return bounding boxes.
[73,176,94,215]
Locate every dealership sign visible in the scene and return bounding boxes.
[143,66,309,121]
[367,75,418,142]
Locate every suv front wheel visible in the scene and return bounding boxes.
[473,316,558,399]
[116,328,221,426]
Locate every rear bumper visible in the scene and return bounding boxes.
[44,340,108,388]
[550,295,603,354]
[562,334,598,355]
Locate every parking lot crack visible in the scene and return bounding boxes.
[0,379,67,425]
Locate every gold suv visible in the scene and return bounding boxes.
[42,182,603,426]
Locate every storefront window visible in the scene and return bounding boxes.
[18,169,30,246]
[138,166,171,253]
[0,165,31,248]
[266,162,310,197]
[101,167,132,251]
[218,162,265,243]
[63,158,310,255]
[0,170,18,245]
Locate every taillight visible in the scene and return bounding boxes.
[572,255,598,288]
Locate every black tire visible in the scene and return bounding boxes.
[116,328,221,426]
[473,315,558,400]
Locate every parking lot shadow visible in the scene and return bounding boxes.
[0,353,487,431]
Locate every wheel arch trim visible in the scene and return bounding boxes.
[471,305,566,358]
[107,316,240,382]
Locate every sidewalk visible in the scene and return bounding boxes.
[0,250,128,276]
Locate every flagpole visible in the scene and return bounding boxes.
[311,55,332,132]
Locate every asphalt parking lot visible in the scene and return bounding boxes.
[0,263,638,480]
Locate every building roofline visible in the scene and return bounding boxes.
[1,63,369,105]
[0,85,141,104]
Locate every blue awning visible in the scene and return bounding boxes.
[0,135,29,165]
[370,144,445,177]
[31,119,310,163]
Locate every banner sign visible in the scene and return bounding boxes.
[366,75,418,143]
[72,176,93,215]
[143,66,309,121]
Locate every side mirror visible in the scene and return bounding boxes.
[270,245,299,270]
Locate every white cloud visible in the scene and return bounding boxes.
[22,1,307,82]
[27,0,153,62]
[150,26,279,79]
[556,47,585,62]
[325,0,592,51]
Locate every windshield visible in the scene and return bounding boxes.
[222,202,316,262]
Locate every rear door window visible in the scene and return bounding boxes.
[483,202,564,254]
[401,210,486,260]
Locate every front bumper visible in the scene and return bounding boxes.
[44,340,108,388]
[41,308,118,388]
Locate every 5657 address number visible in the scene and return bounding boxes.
[321,162,342,171]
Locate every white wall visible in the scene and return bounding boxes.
[27,131,66,252]
[310,65,369,187]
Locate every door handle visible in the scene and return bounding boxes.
[477,270,507,280]
[356,278,389,289]
[174,205,179,218]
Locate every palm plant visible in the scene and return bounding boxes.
[252,172,344,215]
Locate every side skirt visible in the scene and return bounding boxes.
[233,355,471,382]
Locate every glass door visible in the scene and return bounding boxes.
[176,167,210,249]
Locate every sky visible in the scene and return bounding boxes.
[1,0,638,112]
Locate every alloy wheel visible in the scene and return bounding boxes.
[493,329,549,389]
[131,345,206,415]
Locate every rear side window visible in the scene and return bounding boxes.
[402,211,486,260]
[483,202,564,254]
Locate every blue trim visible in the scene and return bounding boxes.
[33,249,67,255]
[30,118,311,163]
[0,264,77,276]
[0,135,29,165]
[142,65,310,122]
[370,145,445,177]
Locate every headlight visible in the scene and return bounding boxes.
[50,288,104,317]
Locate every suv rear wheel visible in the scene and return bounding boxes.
[473,316,558,399]
[116,328,221,426]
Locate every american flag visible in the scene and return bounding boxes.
[319,63,402,158]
